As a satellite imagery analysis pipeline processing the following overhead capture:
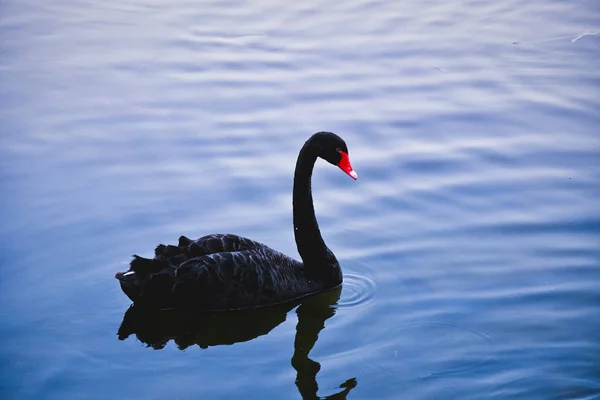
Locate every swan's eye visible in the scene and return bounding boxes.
[336,148,341,153]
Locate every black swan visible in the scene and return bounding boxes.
[115,132,357,310]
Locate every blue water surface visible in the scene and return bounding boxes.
[1,0,599,399]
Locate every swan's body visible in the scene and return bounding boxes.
[117,234,339,310]
[115,132,357,310]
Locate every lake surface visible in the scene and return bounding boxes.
[1,0,599,399]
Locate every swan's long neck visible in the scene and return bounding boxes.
[293,144,338,275]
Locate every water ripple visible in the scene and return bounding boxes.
[338,273,377,309]
[362,321,494,379]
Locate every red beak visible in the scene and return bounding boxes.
[337,151,358,180]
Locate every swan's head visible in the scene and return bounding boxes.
[309,131,358,180]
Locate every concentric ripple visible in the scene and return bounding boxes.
[362,321,494,379]
[338,273,377,309]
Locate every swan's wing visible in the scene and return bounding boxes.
[138,248,311,310]
[153,234,267,265]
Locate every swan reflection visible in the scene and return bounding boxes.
[118,287,356,399]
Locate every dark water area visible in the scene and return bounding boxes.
[1,0,599,399]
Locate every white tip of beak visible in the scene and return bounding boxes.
[349,170,358,180]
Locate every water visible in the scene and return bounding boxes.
[1,0,599,399]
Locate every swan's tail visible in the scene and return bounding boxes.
[153,236,193,264]
[118,255,168,276]
[114,255,169,303]
[114,255,169,282]
[115,236,192,304]
[130,255,162,274]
